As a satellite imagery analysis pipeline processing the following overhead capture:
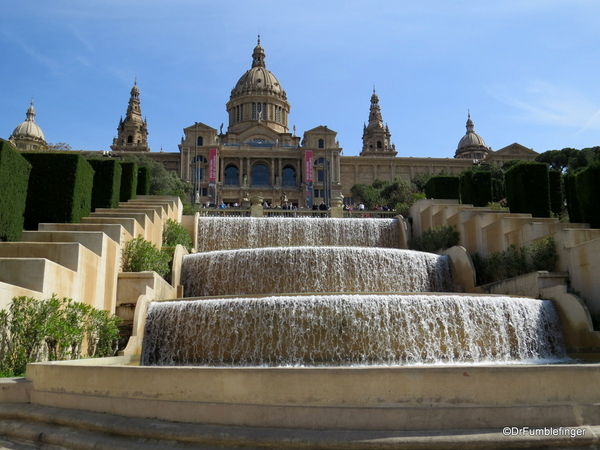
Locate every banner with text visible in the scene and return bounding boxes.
[209,147,218,205]
[304,150,314,208]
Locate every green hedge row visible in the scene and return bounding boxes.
[137,166,150,196]
[88,159,122,211]
[564,172,582,223]
[576,162,600,228]
[460,169,492,207]
[505,162,551,218]
[21,153,95,230]
[0,140,32,241]
[548,170,563,216]
[423,175,459,200]
[119,162,138,202]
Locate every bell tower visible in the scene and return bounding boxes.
[360,88,396,157]
[111,80,150,152]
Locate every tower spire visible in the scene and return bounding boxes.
[110,80,150,152]
[360,89,396,157]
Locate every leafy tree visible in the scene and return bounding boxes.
[120,154,192,201]
[535,148,578,172]
[46,142,72,151]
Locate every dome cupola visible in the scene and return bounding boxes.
[9,100,47,151]
[455,112,490,159]
[226,36,291,137]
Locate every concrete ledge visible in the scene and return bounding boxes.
[38,222,128,246]
[0,403,597,449]
[0,378,31,403]
[24,357,600,431]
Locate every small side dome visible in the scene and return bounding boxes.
[455,113,488,159]
[11,101,45,141]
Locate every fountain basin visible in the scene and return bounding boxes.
[24,356,600,431]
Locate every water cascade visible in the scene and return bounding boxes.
[196,217,401,252]
[142,216,567,367]
[142,294,565,366]
[181,247,452,297]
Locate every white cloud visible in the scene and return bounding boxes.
[489,79,600,130]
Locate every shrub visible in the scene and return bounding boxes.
[122,235,171,278]
[564,172,582,223]
[471,237,558,285]
[162,219,192,252]
[137,166,150,195]
[575,162,600,228]
[119,161,138,202]
[505,161,551,218]
[0,295,121,377]
[460,169,493,207]
[87,159,122,211]
[408,225,460,253]
[21,153,95,230]
[424,176,459,200]
[548,169,563,216]
[0,140,31,241]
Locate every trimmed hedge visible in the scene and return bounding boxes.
[576,162,600,228]
[505,162,551,218]
[0,140,32,241]
[548,170,563,216]
[87,159,122,211]
[119,161,138,202]
[21,153,95,230]
[564,172,582,223]
[460,169,492,207]
[137,166,150,195]
[423,176,459,200]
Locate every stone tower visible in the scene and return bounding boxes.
[111,81,150,152]
[360,89,396,157]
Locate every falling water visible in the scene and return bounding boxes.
[181,247,453,297]
[141,294,566,367]
[196,217,401,252]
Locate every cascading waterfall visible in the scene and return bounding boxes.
[141,217,568,367]
[182,247,453,297]
[141,294,566,366]
[196,217,401,252]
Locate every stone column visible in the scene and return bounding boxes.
[330,196,343,218]
[250,196,263,218]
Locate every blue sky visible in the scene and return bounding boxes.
[2,0,600,158]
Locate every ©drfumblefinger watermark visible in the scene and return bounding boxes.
[502,427,586,438]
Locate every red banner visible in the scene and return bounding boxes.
[305,150,313,183]
[209,147,218,182]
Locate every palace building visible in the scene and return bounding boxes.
[8,38,539,207]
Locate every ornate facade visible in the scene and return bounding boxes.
[6,38,540,207]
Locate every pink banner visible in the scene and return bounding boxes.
[305,150,313,183]
[209,148,218,182]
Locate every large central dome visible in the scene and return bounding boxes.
[230,38,286,101]
[225,37,291,138]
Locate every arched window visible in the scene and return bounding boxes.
[377,141,382,149]
[197,136,203,146]
[251,164,269,186]
[224,165,239,185]
[191,155,208,182]
[318,139,324,149]
[127,135,133,144]
[314,158,329,183]
[282,166,296,186]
